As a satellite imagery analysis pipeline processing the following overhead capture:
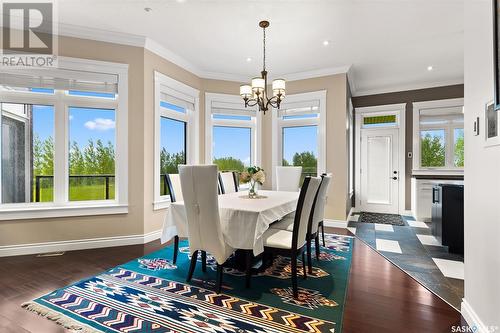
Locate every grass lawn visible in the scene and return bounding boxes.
[34,183,115,202]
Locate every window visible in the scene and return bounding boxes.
[1,103,54,203]
[413,99,464,171]
[282,126,318,178]
[154,72,199,209]
[273,91,326,188]
[213,126,251,172]
[0,58,128,219]
[205,93,260,177]
[69,106,116,201]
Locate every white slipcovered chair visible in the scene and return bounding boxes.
[262,176,322,299]
[276,166,302,192]
[271,174,332,273]
[166,174,183,264]
[179,165,234,293]
[218,171,239,194]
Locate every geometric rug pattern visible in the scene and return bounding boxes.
[23,233,353,333]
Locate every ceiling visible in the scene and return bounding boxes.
[55,0,464,95]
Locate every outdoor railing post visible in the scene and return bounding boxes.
[105,176,110,200]
[35,176,40,202]
[163,174,168,196]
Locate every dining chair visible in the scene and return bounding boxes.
[270,174,332,273]
[166,173,183,264]
[276,166,302,192]
[219,171,239,194]
[179,165,235,293]
[262,176,322,299]
[316,173,332,248]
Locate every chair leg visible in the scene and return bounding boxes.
[302,252,307,279]
[215,263,223,293]
[201,251,207,272]
[187,250,198,282]
[173,235,179,264]
[315,235,321,260]
[245,250,252,288]
[291,253,298,299]
[321,222,326,247]
[307,239,313,275]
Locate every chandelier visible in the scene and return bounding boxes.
[240,20,285,114]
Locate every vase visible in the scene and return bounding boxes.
[248,180,258,198]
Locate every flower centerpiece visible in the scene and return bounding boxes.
[239,166,266,198]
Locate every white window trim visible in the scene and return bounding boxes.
[205,93,261,168]
[412,98,464,175]
[271,90,327,189]
[354,103,407,214]
[153,71,199,210]
[0,57,129,220]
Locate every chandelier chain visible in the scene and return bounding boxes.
[263,25,266,71]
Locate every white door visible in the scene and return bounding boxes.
[360,128,399,214]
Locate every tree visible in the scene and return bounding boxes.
[213,157,245,172]
[160,149,185,174]
[421,134,445,167]
[454,136,464,167]
[33,134,43,175]
[83,139,99,174]
[69,141,85,175]
[95,139,115,174]
[292,151,317,175]
[40,136,54,175]
[282,159,290,166]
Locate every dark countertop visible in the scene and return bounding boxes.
[412,174,464,180]
[437,183,464,188]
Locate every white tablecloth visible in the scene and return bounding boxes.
[161,190,299,255]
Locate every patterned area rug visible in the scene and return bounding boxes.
[359,212,405,226]
[23,233,353,333]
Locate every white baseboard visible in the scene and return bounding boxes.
[0,229,162,257]
[324,219,348,228]
[461,299,488,333]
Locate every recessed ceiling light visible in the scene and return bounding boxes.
[322,40,330,46]
[144,7,152,12]
[427,66,434,71]
[246,57,252,62]
[176,0,186,3]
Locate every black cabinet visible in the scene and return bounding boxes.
[431,184,464,255]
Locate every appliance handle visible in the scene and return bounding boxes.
[432,187,438,204]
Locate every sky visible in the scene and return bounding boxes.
[282,126,318,163]
[31,90,116,149]
[213,126,251,165]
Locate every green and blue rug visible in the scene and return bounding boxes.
[23,233,353,333]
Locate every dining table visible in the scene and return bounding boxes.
[161,190,299,256]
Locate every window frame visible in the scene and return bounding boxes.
[272,91,327,189]
[412,98,464,174]
[204,93,261,173]
[154,71,199,210]
[0,57,129,220]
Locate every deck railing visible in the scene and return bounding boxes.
[34,175,115,202]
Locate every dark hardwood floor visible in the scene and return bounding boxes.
[0,227,464,333]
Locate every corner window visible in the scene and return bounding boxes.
[154,72,199,208]
[205,93,260,179]
[273,91,327,187]
[0,58,128,219]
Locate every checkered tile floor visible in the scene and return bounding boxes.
[347,213,464,310]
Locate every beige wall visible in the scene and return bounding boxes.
[142,50,203,234]
[266,74,349,221]
[0,36,350,248]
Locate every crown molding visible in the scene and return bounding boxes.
[59,22,146,47]
[353,78,464,97]
[281,65,352,82]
